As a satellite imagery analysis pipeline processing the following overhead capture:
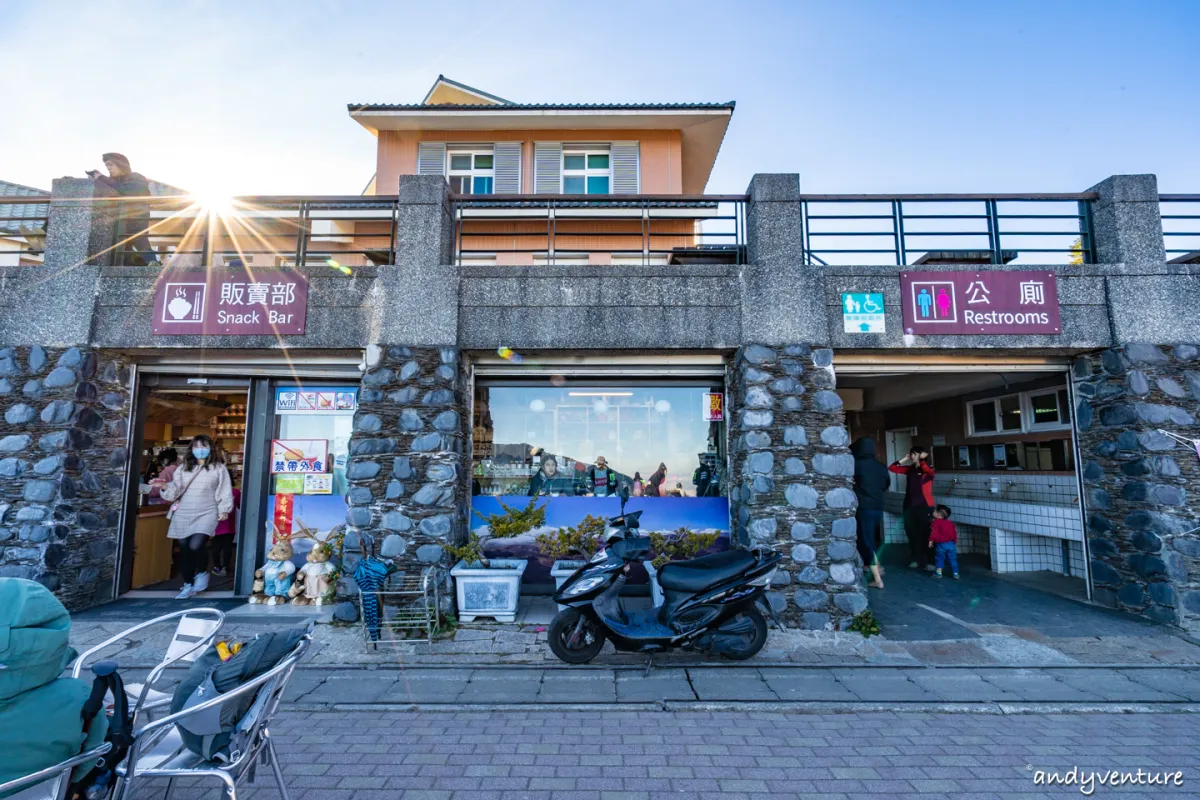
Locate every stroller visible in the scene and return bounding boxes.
[0,579,131,800]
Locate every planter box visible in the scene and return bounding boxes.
[643,561,664,608]
[450,559,528,623]
[550,560,587,610]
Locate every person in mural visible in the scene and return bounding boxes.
[155,434,234,599]
[889,446,936,571]
[851,437,889,589]
[87,152,158,265]
[527,454,578,497]
[646,462,668,497]
[631,471,645,496]
[584,456,619,497]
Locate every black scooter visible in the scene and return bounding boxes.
[549,489,783,665]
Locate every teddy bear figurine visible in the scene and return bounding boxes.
[249,538,296,605]
[288,541,338,606]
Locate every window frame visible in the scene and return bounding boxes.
[966,388,1072,437]
[561,147,611,195]
[446,148,495,196]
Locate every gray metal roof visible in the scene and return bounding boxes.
[0,180,49,235]
[349,101,736,113]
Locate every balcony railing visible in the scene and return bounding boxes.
[1160,195,1200,264]
[0,196,50,267]
[113,196,400,269]
[451,194,747,266]
[799,193,1098,266]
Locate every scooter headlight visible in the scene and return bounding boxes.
[563,575,606,597]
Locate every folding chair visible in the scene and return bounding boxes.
[113,632,309,800]
[0,743,112,800]
[72,609,225,720]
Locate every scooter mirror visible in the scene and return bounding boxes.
[619,485,630,511]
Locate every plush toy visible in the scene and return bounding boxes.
[289,541,338,606]
[250,539,296,605]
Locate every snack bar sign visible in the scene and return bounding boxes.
[152,270,308,335]
[900,270,1061,335]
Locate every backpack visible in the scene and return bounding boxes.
[66,661,134,800]
[170,623,310,762]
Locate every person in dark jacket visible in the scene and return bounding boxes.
[88,152,158,265]
[646,462,667,497]
[851,437,889,589]
[889,446,936,570]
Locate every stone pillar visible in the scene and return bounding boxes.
[728,344,865,630]
[0,346,131,609]
[0,178,115,346]
[1074,343,1200,630]
[343,346,466,602]
[1087,174,1165,267]
[395,174,454,269]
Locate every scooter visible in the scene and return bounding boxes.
[549,489,783,665]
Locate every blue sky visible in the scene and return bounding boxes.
[2,0,1197,196]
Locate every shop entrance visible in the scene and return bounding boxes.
[836,357,1097,640]
[117,370,358,601]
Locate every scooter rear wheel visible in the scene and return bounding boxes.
[721,606,769,660]
[548,608,606,664]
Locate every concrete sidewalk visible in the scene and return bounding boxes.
[277,664,1200,710]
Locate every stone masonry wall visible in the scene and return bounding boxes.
[728,344,866,630]
[0,346,131,609]
[344,346,465,595]
[1074,343,1200,631]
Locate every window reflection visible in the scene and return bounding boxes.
[472,383,726,499]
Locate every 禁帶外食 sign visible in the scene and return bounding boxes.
[152,270,308,335]
[900,270,1060,335]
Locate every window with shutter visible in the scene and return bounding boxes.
[493,143,521,194]
[562,146,611,194]
[417,142,447,177]
[534,142,562,194]
[447,146,494,195]
[611,141,640,194]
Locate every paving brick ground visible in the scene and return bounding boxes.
[122,708,1200,799]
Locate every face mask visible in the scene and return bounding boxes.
[192,448,211,460]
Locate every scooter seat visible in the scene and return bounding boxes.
[656,549,757,593]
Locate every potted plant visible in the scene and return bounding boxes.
[537,514,607,609]
[448,497,545,622]
[644,527,721,607]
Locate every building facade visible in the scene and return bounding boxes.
[1,78,1199,634]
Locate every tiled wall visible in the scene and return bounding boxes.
[933,472,1079,507]
[991,530,1086,576]
[882,483,1086,574]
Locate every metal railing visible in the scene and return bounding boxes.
[0,195,50,266]
[1160,195,1200,263]
[451,194,747,266]
[799,194,1097,266]
[113,196,400,269]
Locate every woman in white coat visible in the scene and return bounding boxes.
[155,434,234,599]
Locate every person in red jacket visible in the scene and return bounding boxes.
[928,504,959,579]
[889,447,935,570]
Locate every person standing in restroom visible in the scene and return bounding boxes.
[889,446,936,570]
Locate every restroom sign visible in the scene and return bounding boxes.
[841,292,885,333]
[900,271,1061,335]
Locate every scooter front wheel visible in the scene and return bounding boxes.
[548,608,606,664]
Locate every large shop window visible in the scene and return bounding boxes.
[266,386,356,569]
[472,381,730,587]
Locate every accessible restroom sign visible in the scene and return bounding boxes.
[899,270,1061,335]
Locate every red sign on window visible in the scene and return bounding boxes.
[899,271,1061,335]
[152,270,308,335]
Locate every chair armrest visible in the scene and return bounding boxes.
[72,608,225,679]
[0,743,112,795]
